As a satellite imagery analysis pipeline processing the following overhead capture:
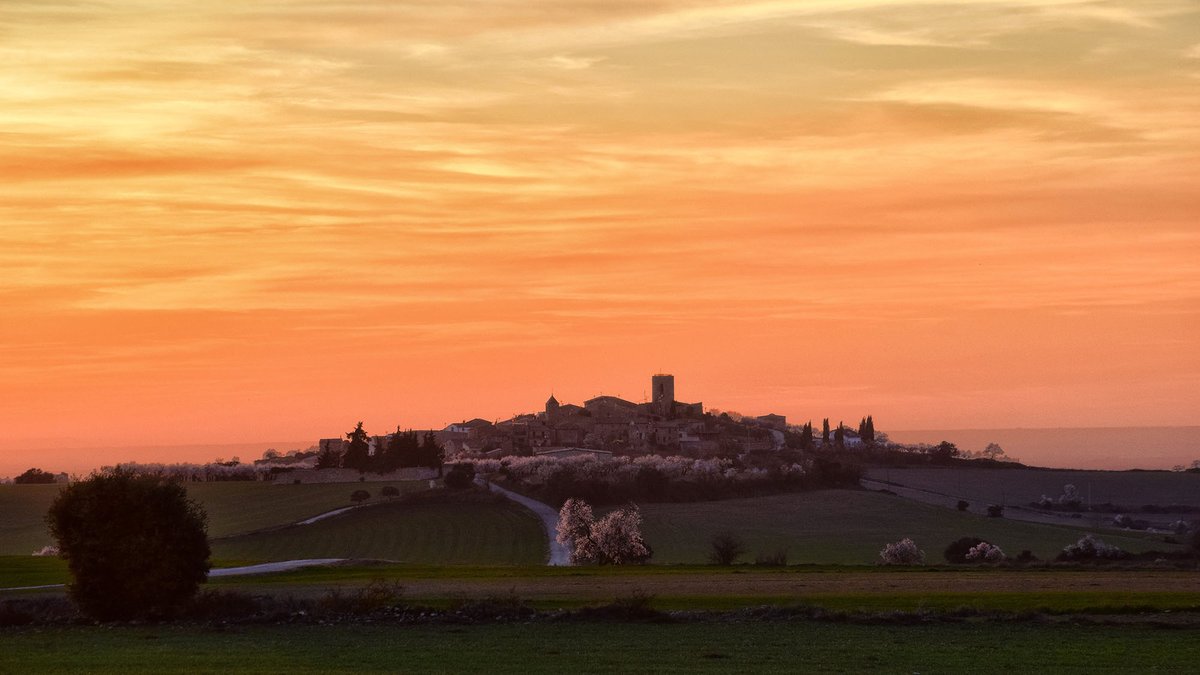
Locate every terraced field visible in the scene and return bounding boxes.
[636,490,1177,564]
[210,496,547,565]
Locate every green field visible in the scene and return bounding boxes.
[0,481,427,556]
[637,490,1177,564]
[864,466,1200,509]
[2,621,1197,673]
[210,497,547,564]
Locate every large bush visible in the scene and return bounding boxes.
[47,468,211,620]
[1057,534,1130,562]
[879,538,924,565]
[943,536,986,564]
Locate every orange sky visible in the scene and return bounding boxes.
[2,1,1198,473]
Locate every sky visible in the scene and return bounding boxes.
[1,1,1198,473]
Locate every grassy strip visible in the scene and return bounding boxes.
[3,621,1199,673]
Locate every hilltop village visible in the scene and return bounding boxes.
[314,374,870,464]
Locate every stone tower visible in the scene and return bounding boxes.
[545,394,559,421]
[651,374,675,417]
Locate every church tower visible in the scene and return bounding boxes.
[651,374,674,417]
[545,394,560,421]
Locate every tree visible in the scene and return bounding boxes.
[944,536,987,563]
[858,416,876,446]
[382,428,420,471]
[14,468,57,484]
[419,431,445,475]
[879,538,924,565]
[381,485,400,499]
[555,498,650,565]
[47,468,210,620]
[315,442,342,469]
[834,422,845,449]
[821,418,830,446]
[350,489,371,504]
[708,532,746,565]
[981,443,1005,460]
[799,422,814,450]
[928,441,959,462]
[342,422,371,471]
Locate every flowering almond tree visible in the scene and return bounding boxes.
[879,537,925,565]
[556,498,650,565]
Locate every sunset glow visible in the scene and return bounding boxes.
[2,1,1198,473]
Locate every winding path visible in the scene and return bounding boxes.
[478,479,571,565]
[3,484,569,594]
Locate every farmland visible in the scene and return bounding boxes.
[3,617,1200,673]
[0,481,428,556]
[864,466,1200,510]
[636,489,1175,564]
[210,495,546,565]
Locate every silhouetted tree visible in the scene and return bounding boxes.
[708,532,746,565]
[834,422,845,449]
[47,468,210,620]
[799,422,814,450]
[928,441,960,462]
[383,428,421,470]
[342,422,371,471]
[419,431,445,475]
[981,443,1005,460]
[14,468,57,484]
[316,441,342,469]
[821,418,830,446]
[858,416,876,446]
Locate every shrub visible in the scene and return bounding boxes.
[1192,529,1200,555]
[317,580,404,616]
[943,537,986,564]
[965,541,1005,563]
[1015,550,1038,563]
[443,466,474,490]
[879,538,924,565]
[986,504,1004,518]
[708,533,746,565]
[350,489,371,504]
[381,485,400,499]
[1169,520,1189,535]
[47,468,210,620]
[956,500,969,512]
[1058,534,1130,562]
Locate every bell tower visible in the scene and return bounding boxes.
[651,374,674,417]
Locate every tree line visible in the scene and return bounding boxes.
[316,422,444,474]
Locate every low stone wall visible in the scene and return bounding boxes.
[272,467,439,484]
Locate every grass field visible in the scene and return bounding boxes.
[0,481,428,556]
[635,490,1175,564]
[0,484,64,556]
[3,621,1198,673]
[207,563,1200,613]
[210,496,547,565]
[864,466,1200,509]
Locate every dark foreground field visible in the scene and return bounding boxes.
[4,620,1198,674]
